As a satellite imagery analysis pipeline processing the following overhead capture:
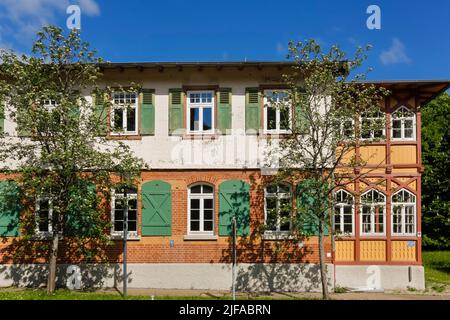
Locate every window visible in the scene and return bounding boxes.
[264,184,292,233]
[187,91,214,133]
[361,109,385,139]
[392,189,416,236]
[263,90,292,133]
[36,198,52,235]
[334,190,354,235]
[111,187,138,238]
[188,184,214,234]
[360,189,386,235]
[42,99,58,111]
[111,92,138,135]
[391,106,415,140]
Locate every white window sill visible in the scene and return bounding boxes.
[183,234,218,241]
[263,130,292,135]
[262,232,294,240]
[32,233,63,240]
[110,233,140,241]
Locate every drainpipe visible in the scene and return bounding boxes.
[123,187,128,297]
[331,173,336,290]
[232,216,237,300]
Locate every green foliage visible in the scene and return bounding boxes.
[421,93,450,250]
[0,26,145,261]
[422,251,450,286]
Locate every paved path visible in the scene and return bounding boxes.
[113,288,450,300]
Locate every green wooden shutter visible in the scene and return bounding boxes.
[296,183,329,236]
[168,89,184,135]
[141,180,172,236]
[0,99,4,134]
[69,91,81,121]
[0,181,21,237]
[17,110,31,137]
[217,88,232,134]
[140,89,155,135]
[245,87,260,134]
[219,180,250,236]
[295,92,309,133]
[93,93,108,136]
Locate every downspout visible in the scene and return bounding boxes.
[331,172,336,290]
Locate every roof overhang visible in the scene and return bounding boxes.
[99,61,449,104]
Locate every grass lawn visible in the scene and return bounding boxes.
[0,289,152,300]
[0,288,301,300]
[422,251,450,289]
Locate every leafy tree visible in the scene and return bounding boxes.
[421,92,450,250]
[267,39,388,299]
[0,26,145,293]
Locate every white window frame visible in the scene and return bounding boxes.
[110,189,139,239]
[110,92,138,135]
[392,189,416,236]
[187,184,215,235]
[391,105,416,141]
[263,90,292,134]
[333,190,355,236]
[360,189,386,236]
[186,90,215,134]
[35,197,53,237]
[339,118,355,140]
[264,184,292,234]
[42,99,58,112]
[360,110,386,140]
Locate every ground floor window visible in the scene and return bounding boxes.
[111,187,138,237]
[334,190,354,235]
[360,189,386,235]
[188,184,214,234]
[392,189,416,235]
[264,184,292,233]
[36,198,52,235]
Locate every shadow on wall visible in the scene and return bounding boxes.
[219,173,331,292]
[0,235,125,289]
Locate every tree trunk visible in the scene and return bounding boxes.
[318,218,330,300]
[47,234,59,293]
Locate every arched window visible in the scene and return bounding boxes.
[360,189,386,235]
[188,184,214,234]
[392,189,416,235]
[391,106,415,140]
[111,186,138,238]
[264,184,292,232]
[334,190,354,235]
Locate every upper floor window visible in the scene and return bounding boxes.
[42,99,58,111]
[360,189,386,236]
[111,92,138,135]
[263,90,292,134]
[111,186,138,238]
[361,109,385,139]
[391,106,415,140]
[188,184,214,234]
[187,91,214,134]
[264,184,292,233]
[334,190,354,235]
[392,189,416,236]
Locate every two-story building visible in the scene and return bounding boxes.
[0,61,448,291]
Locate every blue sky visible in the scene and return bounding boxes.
[0,0,449,80]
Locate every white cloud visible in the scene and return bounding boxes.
[0,0,100,50]
[380,38,412,65]
[276,42,285,56]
